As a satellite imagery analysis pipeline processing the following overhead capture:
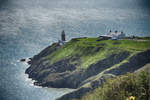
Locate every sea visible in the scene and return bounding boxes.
[0,0,150,100]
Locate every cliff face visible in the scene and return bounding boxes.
[25,37,150,100]
[56,50,150,100]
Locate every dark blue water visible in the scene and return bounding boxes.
[0,0,150,100]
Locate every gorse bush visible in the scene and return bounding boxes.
[126,96,135,100]
[78,71,150,100]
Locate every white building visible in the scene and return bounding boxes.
[99,30,126,40]
[109,31,126,40]
[58,40,66,46]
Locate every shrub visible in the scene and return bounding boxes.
[78,70,150,100]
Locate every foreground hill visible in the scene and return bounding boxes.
[72,64,150,100]
[25,37,150,100]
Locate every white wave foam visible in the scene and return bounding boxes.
[24,73,42,88]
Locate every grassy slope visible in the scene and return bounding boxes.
[43,37,150,70]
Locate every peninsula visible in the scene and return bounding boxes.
[25,31,150,100]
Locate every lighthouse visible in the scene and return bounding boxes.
[58,30,66,46]
[61,30,66,41]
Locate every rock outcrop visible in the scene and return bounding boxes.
[26,49,130,88]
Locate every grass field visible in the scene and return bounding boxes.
[43,37,150,69]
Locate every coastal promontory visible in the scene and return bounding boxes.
[25,36,150,100]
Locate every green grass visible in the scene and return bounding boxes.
[43,37,150,69]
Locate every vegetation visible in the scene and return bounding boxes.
[43,37,150,69]
[72,69,150,100]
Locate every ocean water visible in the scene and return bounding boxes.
[0,0,150,100]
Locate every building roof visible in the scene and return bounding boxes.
[100,35,112,38]
[100,31,126,39]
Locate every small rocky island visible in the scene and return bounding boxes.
[25,31,150,100]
